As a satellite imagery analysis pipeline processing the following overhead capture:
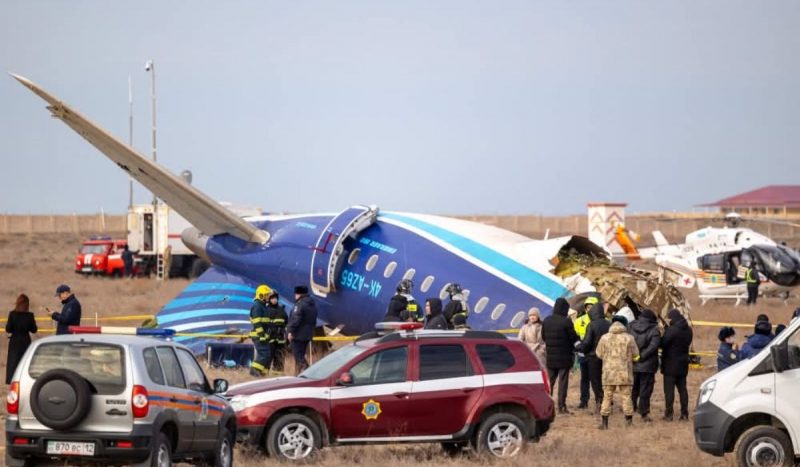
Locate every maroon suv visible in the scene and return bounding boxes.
[227,324,554,460]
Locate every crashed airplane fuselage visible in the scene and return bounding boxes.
[12,73,688,353]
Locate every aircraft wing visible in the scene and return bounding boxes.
[11,73,268,244]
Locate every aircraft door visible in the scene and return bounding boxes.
[310,205,379,297]
[143,213,154,253]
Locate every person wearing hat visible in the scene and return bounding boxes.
[47,284,82,335]
[740,318,774,360]
[383,280,410,323]
[518,308,547,371]
[542,298,579,414]
[660,309,693,421]
[578,300,611,414]
[595,314,639,429]
[716,326,740,371]
[629,309,661,422]
[266,290,289,373]
[287,285,317,375]
[249,285,272,377]
[573,295,598,410]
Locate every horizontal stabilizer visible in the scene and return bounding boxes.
[11,73,268,244]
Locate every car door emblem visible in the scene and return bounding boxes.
[361,399,382,421]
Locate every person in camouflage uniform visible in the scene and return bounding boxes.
[595,315,640,429]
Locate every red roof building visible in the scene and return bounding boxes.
[701,185,800,215]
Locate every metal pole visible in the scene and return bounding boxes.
[128,75,134,208]
[146,60,160,280]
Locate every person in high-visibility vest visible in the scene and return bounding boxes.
[574,296,597,409]
[249,285,272,377]
[745,263,761,306]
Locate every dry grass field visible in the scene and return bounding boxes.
[0,232,797,466]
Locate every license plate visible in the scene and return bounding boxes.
[82,267,92,272]
[46,441,95,456]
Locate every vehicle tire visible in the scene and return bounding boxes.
[188,258,210,279]
[734,425,793,467]
[441,441,468,457]
[265,413,322,461]
[473,413,528,459]
[133,431,173,467]
[202,426,234,467]
[30,369,92,431]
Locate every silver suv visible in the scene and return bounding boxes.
[5,333,235,466]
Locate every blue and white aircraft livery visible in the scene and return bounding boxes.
[13,74,605,353]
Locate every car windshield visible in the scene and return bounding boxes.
[80,244,108,254]
[299,344,369,380]
[28,342,126,395]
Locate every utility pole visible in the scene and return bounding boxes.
[145,60,157,205]
[128,75,134,208]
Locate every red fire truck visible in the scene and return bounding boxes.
[74,237,136,277]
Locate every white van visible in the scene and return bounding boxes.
[694,317,800,466]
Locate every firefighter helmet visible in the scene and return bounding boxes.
[255,285,272,300]
[397,279,414,294]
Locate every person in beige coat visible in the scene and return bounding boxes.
[518,308,547,370]
[595,315,640,430]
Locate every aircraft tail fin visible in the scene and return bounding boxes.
[653,231,670,248]
[11,73,268,244]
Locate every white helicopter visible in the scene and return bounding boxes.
[639,213,800,304]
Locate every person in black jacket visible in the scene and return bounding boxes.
[266,291,289,373]
[287,286,318,375]
[384,281,409,322]
[48,284,81,335]
[542,298,579,414]
[629,309,661,421]
[424,298,448,330]
[660,308,693,421]
[6,294,37,384]
[578,302,611,413]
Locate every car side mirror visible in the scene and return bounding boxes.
[336,372,353,386]
[771,345,789,373]
[213,378,229,394]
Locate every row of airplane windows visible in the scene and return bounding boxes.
[348,247,531,329]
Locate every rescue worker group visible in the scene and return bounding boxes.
[246,279,800,431]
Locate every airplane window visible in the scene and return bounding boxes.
[366,254,379,272]
[510,311,526,328]
[420,275,435,293]
[462,289,471,300]
[474,297,490,314]
[439,283,452,300]
[348,248,361,265]
[491,304,506,321]
[402,269,416,281]
[383,261,397,279]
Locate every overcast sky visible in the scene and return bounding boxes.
[1,1,798,216]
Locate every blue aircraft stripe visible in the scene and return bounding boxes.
[184,282,255,294]
[380,213,567,301]
[162,295,253,311]
[159,308,250,325]
[172,288,255,301]
[173,328,227,343]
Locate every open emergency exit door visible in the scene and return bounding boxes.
[310,205,379,297]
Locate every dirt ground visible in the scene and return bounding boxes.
[0,232,797,466]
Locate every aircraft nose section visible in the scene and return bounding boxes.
[181,227,210,262]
